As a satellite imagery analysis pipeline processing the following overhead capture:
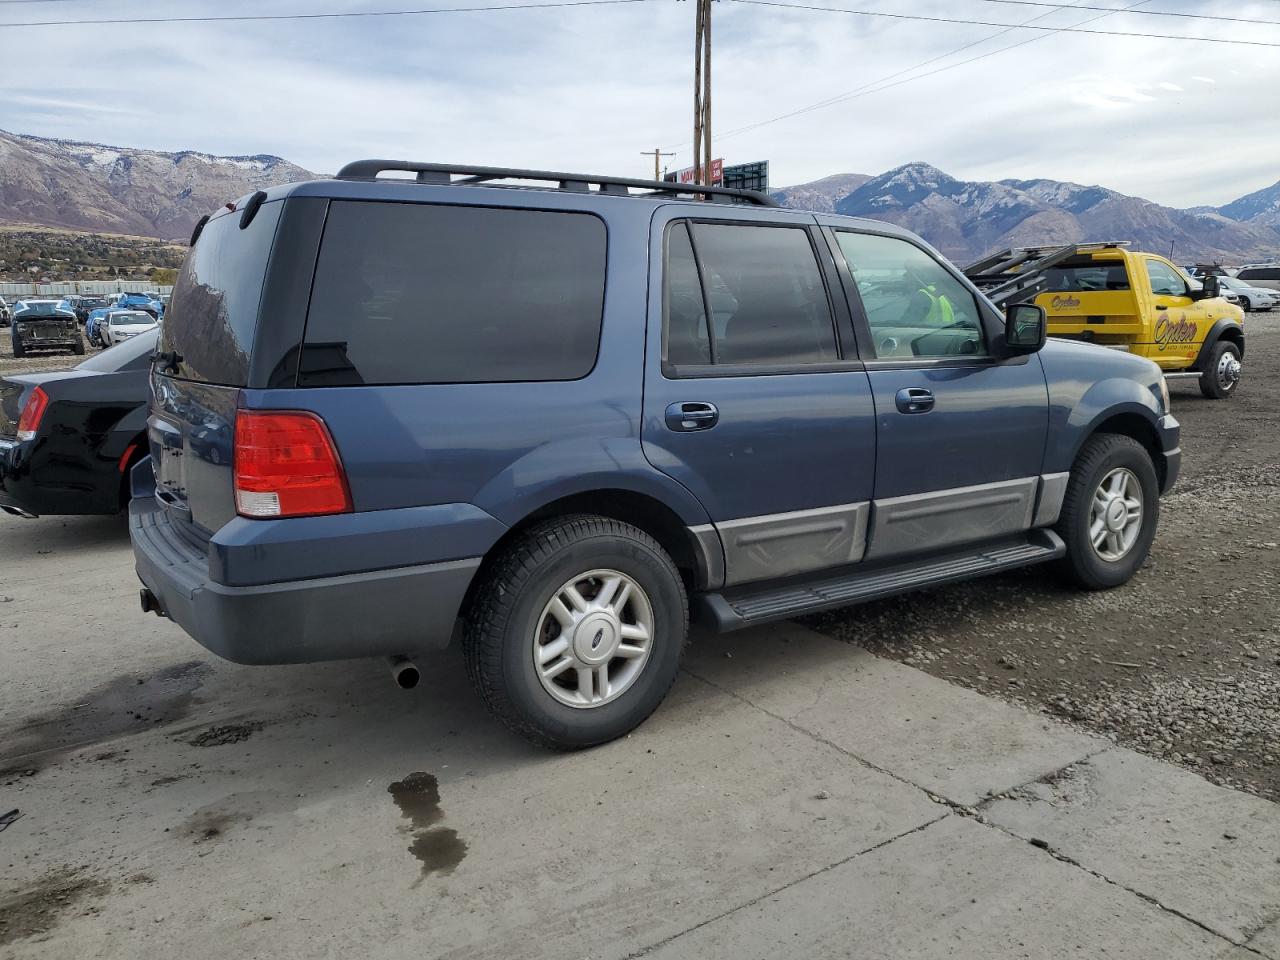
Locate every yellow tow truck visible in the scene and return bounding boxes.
[965,242,1245,399]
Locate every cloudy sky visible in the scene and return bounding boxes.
[1,0,1277,206]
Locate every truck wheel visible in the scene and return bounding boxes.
[464,515,688,750]
[1056,433,1159,590]
[1199,340,1241,400]
[11,335,24,358]
[71,336,86,356]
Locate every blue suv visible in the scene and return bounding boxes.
[131,161,1180,749]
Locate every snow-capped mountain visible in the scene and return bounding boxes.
[776,162,1280,263]
[0,130,314,240]
[1218,179,1280,229]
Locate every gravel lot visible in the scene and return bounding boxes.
[0,326,99,375]
[812,311,1280,801]
[4,316,1276,803]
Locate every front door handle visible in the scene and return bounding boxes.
[895,388,935,414]
[1155,304,1168,310]
[666,401,719,432]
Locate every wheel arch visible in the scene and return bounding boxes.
[465,487,721,619]
[1191,319,1244,369]
[1074,410,1167,490]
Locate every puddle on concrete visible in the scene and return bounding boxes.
[388,772,467,879]
[388,771,444,829]
[1,660,211,773]
[0,866,110,946]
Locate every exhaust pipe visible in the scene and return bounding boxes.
[1,504,37,519]
[387,655,420,690]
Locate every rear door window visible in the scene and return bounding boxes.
[159,201,282,385]
[299,201,606,386]
[663,221,838,372]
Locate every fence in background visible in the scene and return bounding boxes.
[0,281,175,298]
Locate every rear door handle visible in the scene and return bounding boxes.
[666,401,719,432]
[895,388,935,414]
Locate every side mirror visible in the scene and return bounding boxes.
[1200,274,1221,300]
[1005,302,1047,353]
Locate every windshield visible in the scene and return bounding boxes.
[15,302,73,318]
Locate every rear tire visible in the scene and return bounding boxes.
[11,335,24,358]
[1199,340,1241,400]
[71,336,85,356]
[1056,433,1159,590]
[463,515,688,750]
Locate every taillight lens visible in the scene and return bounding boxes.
[16,386,49,441]
[233,410,351,519]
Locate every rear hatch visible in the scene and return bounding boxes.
[149,199,284,535]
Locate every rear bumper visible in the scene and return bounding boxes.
[130,496,482,664]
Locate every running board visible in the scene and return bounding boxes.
[700,530,1066,631]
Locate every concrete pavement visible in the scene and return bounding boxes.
[1,514,1277,958]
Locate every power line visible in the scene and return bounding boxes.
[725,0,1280,48]
[0,0,650,27]
[700,0,1123,146]
[965,0,1280,27]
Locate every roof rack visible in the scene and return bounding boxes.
[334,160,780,207]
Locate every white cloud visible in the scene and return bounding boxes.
[0,0,1273,207]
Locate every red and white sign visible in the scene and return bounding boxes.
[667,158,724,186]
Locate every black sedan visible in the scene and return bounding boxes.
[0,329,155,518]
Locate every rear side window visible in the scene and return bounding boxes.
[299,201,606,386]
[663,221,838,372]
[160,201,283,385]
[1238,268,1280,282]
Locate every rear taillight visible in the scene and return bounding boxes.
[16,386,49,441]
[233,410,351,519]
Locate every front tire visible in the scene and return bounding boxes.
[1056,433,1159,590]
[463,515,688,750]
[1241,297,1252,313]
[1199,340,1241,400]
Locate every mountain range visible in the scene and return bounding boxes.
[0,128,1276,264]
[774,163,1280,264]
[0,130,314,241]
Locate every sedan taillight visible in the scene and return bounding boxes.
[16,386,49,441]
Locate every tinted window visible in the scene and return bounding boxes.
[1147,259,1188,297]
[664,223,711,366]
[159,200,282,385]
[669,222,836,368]
[76,327,158,372]
[1238,268,1280,282]
[836,232,986,359]
[1043,262,1130,292]
[299,201,606,386]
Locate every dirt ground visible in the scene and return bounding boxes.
[0,326,100,375]
[811,311,1280,802]
[3,317,1277,805]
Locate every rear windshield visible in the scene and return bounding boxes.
[159,200,282,385]
[298,201,606,386]
[1042,261,1130,292]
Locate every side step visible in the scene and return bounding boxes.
[700,530,1066,632]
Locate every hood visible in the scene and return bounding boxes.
[1042,336,1164,391]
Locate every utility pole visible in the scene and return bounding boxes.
[693,0,712,186]
[641,148,675,181]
